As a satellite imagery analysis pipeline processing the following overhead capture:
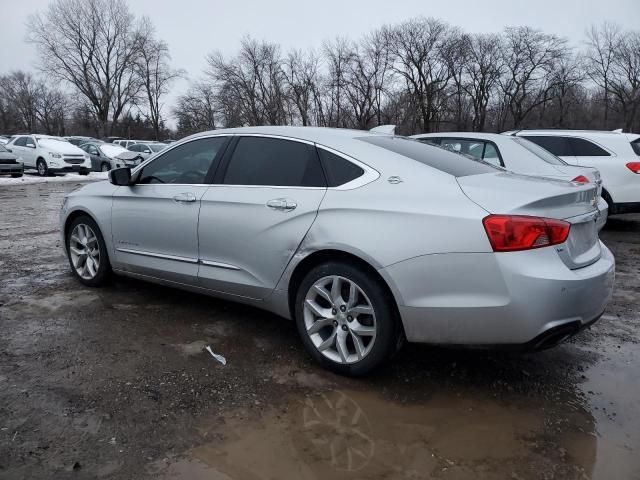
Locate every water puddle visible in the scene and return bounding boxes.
[154,387,598,479]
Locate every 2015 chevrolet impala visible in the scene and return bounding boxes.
[60,127,615,375]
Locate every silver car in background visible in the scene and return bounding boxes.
[60,127,615,375]
[411,132,609,230]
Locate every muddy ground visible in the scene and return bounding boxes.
[0,181,638,480]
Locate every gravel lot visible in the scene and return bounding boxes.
[0,180,638,480]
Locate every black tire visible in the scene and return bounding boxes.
[66,215,111,287]
[36,158,49,177]
[294,261,400,376]
[101,162,111,172]
[11,173,23,178]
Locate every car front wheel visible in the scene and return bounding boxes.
[36,158,48,177]
[295,262,400,376]
[66,215,111,287]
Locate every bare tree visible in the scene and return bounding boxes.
[282,50,322,126]
[498,27,569,129]
[386,17,456,132]
[461,33,504,131]
[135,19,183,139]
[173,81,218,135]
[607,30,640,131]
[585,22,621,125]
[27,0,145,136]
[206,36,287,126]
[0,71,41,132]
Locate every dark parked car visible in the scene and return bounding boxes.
[0,143,23,177]
[79,142,144,171]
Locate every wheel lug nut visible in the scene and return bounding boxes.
[333,320,338,327]
[340,305,346,312]
[341,325,348,331]
[347,316,353,322]
[332,308,337,315]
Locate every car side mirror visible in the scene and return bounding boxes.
[109,167,132,186]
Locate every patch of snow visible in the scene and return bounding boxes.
[0,172,108,187]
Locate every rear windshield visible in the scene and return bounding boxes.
[511,137,567,165]
[358,136,499,177]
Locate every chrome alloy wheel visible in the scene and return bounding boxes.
[303,276,377,364]
[69,224,100,280]
[37,161,46,176]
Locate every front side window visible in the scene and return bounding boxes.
[568,137,610,156]
[128,144,140,152]
[13,137,27,147]
[522,136,572,157]
[317,148,364,187]
[138,137,228,185]
[26,137,36,147]
[223,137,326,187]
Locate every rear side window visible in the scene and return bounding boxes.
[223,137,326,187]
[511,137,567,165]
[13,137,27,147]
[522,136,572,157]
[317,148,364,187]
[568,137,610,156]
[358,136,498,177]
[631,139,640,155]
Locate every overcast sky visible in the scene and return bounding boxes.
[1,0,637,126]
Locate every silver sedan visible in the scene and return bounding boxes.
[60,127,615,375]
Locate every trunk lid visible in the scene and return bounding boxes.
[458,172,601,269]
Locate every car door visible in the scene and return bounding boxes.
[111,136,230,285]
[81,144,101,171]
[8,137,31,166]
[197,135,327,299]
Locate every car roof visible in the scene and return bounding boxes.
[411,132,506,141]
[188,126,387,145]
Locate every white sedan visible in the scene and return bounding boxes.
[412,132,608,230]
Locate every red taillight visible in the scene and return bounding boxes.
[482,215,571,252]
[572,175,590,184]
[626,162,640,173]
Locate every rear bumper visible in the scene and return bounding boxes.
[380,243,615,345]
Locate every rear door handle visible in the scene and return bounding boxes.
[266,198,297,212]
[173,192,197,203]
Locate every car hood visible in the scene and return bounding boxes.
[113,151,140,160]
[38,139,87,155]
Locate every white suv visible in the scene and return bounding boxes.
[504,130,640,215]
[6,134,91,176]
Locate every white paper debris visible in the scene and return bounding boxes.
[205,345,227,365]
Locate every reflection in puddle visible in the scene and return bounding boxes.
[156,388,597,479]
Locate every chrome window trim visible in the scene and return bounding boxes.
[129,132,378,190]
[116,248,198,264]
[315,144,380,190]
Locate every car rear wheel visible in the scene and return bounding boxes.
[295,262,400,376]
[66,215,111,287]
[36,158,48,177]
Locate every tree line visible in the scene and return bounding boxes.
[0,0,181,140]
[175,19,640,136]
[0,0,638,140]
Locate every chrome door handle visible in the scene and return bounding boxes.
[173,192,197,203]
[266,198,297,212]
